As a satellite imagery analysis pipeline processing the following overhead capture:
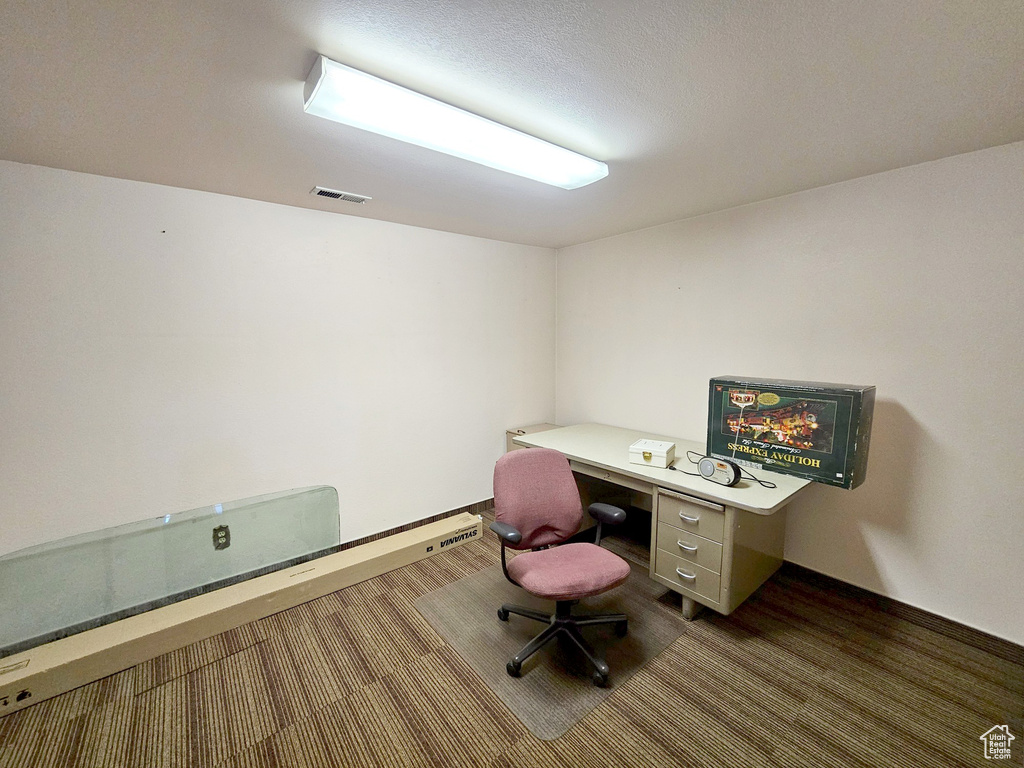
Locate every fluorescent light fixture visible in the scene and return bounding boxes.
[303,55,608,190]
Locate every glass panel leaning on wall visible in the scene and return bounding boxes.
[0,486,340,658]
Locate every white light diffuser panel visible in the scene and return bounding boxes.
[303,55,608,190]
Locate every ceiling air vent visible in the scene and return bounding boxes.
[310,186,371,204]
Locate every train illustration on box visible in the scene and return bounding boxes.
[722,398,835,452]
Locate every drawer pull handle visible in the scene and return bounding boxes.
[675,568,697,581]
[677,540,698,552]
[678,512,700,524]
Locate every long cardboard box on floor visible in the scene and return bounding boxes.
[0,512,483,716]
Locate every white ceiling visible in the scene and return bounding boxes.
[2,0,1022,248]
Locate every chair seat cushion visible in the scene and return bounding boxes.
[506,543,631,601]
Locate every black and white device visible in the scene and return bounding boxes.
[697,456,741,486]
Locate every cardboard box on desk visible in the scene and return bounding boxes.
[707,376,875,489]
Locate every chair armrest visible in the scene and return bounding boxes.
[489,521,523,546]
[490,521,523,586]
[588,502,626,545]
[588,503,626,526]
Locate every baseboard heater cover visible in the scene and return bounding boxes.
[0,513,482,716]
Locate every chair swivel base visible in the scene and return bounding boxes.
[497,599,627,687]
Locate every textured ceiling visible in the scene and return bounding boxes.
[2,0,1023,248]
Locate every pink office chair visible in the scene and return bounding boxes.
[491,447,631,686]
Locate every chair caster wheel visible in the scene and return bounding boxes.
[615,621,628,637]
[497,608,509,622]
[506,661,521,677]
[592,671,609,687]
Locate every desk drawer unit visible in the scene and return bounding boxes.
[650,488,787,616]
[656,521,723,574]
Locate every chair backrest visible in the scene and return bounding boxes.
[493,448,583,549]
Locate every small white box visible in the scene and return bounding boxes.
[628,439,676,469]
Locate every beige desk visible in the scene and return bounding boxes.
[512,423,810,619]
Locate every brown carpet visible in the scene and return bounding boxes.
[415,560,684,740]
[0,513,1021,768]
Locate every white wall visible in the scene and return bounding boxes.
[555,141,1024,644]
[0,161,555,554]
[4,143,1022,645]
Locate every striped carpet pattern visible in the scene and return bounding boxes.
[0,512,1021,768]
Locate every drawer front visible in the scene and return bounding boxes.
[657,490,725,542]
[654,548,722,602]
[569,460,653,495]
[656,521,723,574]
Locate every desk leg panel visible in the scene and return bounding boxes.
[721,507,787,613]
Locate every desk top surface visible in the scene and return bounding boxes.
[513,423,810,515]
